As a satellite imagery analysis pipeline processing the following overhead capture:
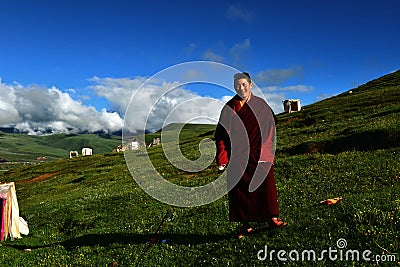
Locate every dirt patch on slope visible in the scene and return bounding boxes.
[18,171,61,184]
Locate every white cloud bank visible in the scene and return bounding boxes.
[0,77,227,135]
[0,80,124,135]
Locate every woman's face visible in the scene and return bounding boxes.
[235,78,253,100]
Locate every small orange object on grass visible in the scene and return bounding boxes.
[318,196,343,205]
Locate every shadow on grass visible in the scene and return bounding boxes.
[6,232,236,251]
[282,129,400,155]
[61,232,233,249]
[6,225,281,251]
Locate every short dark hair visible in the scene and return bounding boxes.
[234,72,251,82]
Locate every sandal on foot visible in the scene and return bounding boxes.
[269,217,287,228]
[238,226,253,239]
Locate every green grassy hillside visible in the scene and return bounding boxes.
[277,70,400,155]
[0,71,399,266]
[0,133,121,162]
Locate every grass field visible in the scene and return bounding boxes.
[0,71,399,266]
[0,133,121,162]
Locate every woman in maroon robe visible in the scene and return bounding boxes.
[215,72,287,238]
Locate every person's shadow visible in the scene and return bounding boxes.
[6,225,279,252]
[5,232,235,251]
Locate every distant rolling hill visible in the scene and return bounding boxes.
[0,132,121,162]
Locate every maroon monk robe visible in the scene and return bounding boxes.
[215,94,279,222]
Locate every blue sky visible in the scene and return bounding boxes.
[0,0,399,134]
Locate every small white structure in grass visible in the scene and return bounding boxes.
[81,148,93,156]
[69,151,79,158]
[115,145,123,152]
[127,137,143,150]
[131,141,139,150]
[114,137,145,152]
[282,99,301,113]
[148,137,161,148]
